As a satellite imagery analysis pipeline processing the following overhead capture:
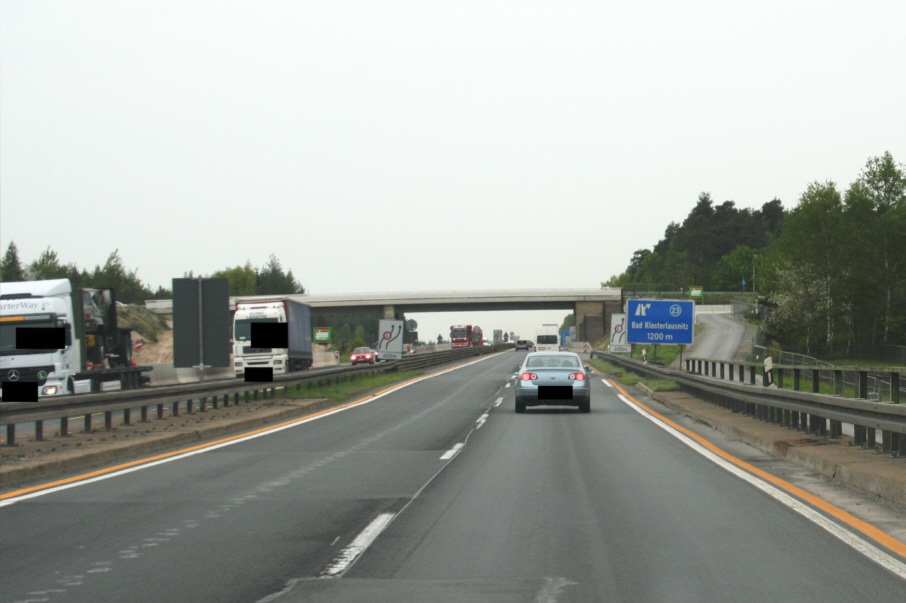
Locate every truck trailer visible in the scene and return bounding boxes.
[233,299,313,375]
[0,279,151,399]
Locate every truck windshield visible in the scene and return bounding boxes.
[234,318,279,342]
[451,328,468,338]
[0,321,62,355]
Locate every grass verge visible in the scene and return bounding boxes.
[588,358,681,392]
[282,370,423,403]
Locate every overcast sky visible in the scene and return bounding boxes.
[2,1,904,341]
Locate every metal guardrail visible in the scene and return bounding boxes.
[591,351,906,457]
[0,345,508,447]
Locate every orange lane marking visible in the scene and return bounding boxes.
[608,379,906,559]
[2,371,434,501]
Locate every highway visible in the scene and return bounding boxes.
[1,351,905,602]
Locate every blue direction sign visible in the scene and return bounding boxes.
[626,299,695,345]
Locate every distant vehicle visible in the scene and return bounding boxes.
[450,324,471,348]
[535,323,560,352]
[470,326,483,346]
[233,299,313,375]
[515,351,591,413]
[0,278,151,398]
[350,347,377,365]
[514,339,534,351]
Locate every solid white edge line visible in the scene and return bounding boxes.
[1,354,503,507]
[320,512,396,577]
[613,390,906,579]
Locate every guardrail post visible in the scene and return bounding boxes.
[60,416,69,437]
[866,428,876,450]
[793,369,801,391]
[141,406,149,422]
[859,371,869,399]
[200,397,207,412]
[854,425,865,445]
[812,370,820,393]
[891,373,900,404]
[728,364,734,381]
[123,408,131,426]
[105,411,113,430]
[172,401,180,417]
[157,403,164,419]
[84,414,92,433]
[187,399,194,414]
[35,420,44,441]
[829,420,841,439]
[776,368,784,389]
[881,431,892,453]
[5,424,15,446]
[749,365,756,385]
[834,370,843,396]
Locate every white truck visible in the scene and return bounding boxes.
[0,278,151,398]
[233,299,313,375]
[535,323,561,352]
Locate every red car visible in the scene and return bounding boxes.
[350,347,378,365]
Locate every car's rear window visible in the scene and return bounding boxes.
[353,348,370,353]
[526,356,580,368]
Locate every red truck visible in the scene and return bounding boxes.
[450,324,483,348]
[450,324,472,348]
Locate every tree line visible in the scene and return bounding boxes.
[0,247,304,303]
[604,152,905,359]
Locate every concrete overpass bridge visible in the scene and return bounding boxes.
[146,288,624,342]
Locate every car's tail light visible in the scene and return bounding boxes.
[520,372,538,381]
[568,372,586,381]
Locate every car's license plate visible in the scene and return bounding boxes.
[538,386,572,400]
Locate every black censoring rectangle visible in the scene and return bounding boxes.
[251,322,288,349]
[1,381,39,402]
[244,367,274,382]
[538,386,573,400]
[16,327,65,350]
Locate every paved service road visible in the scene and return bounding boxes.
[2,352,904,602]
[689,312,747,362]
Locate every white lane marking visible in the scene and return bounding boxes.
[440,443,464,460]
[476,412,489,429]
[602,379,614,387]
[505,382,511,388]
[1,354,503,507]
[614,392,906,580]
[320,512,395,577]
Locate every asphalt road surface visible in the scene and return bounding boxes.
[2,351,904,603]
[688,312,747,362]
